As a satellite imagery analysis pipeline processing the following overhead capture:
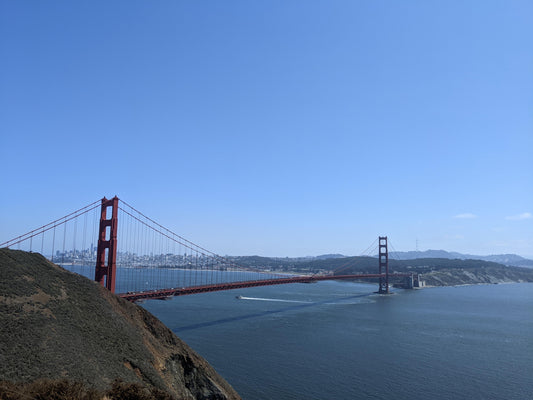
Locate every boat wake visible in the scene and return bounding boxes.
[236,296,311,304]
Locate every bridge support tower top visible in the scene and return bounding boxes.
[95,197,118,293]
[378,236,389,294]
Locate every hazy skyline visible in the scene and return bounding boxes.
[1,1,532,258]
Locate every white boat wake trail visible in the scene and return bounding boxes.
[238,296,311,304]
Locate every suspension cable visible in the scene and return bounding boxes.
[310,237,380,277]
[0,199,101,248]
[118,203,284,276]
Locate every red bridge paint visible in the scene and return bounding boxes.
[118,273,413,302]
[94,197,119,293]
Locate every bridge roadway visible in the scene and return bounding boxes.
[118,273,413,302]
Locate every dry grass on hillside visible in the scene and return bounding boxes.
[0,378,175,400]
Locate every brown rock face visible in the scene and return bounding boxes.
[0,249,241,400]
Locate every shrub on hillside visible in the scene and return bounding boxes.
[106,379,174,400]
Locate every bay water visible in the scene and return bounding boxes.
[142,281,533,399]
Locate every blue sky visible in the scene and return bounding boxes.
[1,1,532,257]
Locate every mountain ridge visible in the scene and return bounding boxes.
[231,251,533,268]
[387,250,533,268]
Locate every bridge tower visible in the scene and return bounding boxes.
[95,197,118,293]
[378,236,389,294]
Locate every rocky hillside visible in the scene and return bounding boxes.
[388,258,533,286]
[0,249,241,400]
[416,265,533,286]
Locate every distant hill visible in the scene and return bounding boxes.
[229,254,533,286]
[0,249,241,400]
[388,257,533,286]
[389,250,533,268]
[327,257,533,286]
[232,251,533,268]
[314,254,346,260]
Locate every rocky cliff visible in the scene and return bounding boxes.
[0,248,241,400]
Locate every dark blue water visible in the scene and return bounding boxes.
[63,265,279,293]
[142,281,533,400]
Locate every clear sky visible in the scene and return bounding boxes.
[1,1,532,258]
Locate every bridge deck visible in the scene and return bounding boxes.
[118,273,413,302]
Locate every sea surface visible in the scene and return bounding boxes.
[141,281,533,400]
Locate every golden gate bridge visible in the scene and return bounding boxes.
[1,197,419,301]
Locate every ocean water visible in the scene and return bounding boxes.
[142,281,532,400]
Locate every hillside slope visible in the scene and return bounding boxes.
[327,257,533,286]
[0,249,241,400]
